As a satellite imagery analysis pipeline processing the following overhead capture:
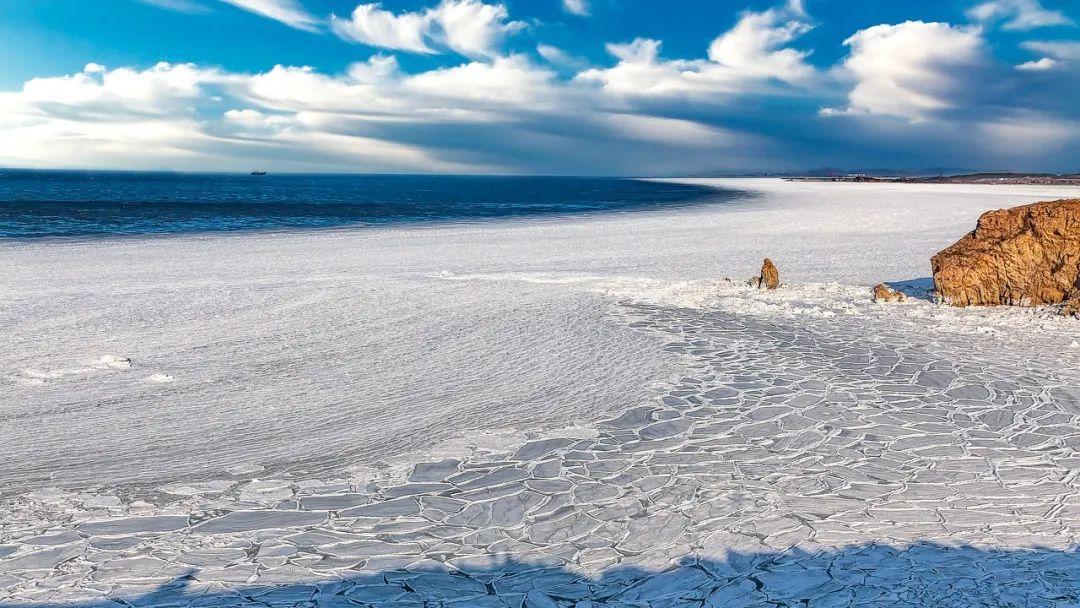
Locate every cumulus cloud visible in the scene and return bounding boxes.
[0,62,214,119]
[0,63,219,170]
[707,1,814,81]
[576,1,815,97]
[331,0,526,59]
[405,56,557,105]
[822,19,1079,162]
[562,0,589,17]
[432,0,527,58]
[331,4,435,53]
[823,21,987,120]
[967,0,1073,30]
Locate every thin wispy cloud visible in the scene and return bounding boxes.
[1022,39,1080,60]
[967,0,1074,30]
[138,0,320,30]
[136,0,209,12]
[536,43,589,69]
[219,0,321,30]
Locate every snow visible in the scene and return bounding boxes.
[3,178,1080,606]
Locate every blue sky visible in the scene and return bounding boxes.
[0,0,1077,174]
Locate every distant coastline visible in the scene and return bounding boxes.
[783,172,1080,186]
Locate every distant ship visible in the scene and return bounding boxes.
[250,170,267,176]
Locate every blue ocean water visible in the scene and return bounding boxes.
[0,170,737,238]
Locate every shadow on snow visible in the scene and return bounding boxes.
[881,277,936,302]
[3,542,1079,607]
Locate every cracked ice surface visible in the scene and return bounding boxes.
[5,179,1080,606]
[6,292,1080,606]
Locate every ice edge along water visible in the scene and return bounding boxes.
[3,179,1080,606]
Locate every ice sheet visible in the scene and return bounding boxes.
[4,178,1080,606]
[3,179,1077,494]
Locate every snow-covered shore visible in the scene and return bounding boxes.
[3,179,1080,606]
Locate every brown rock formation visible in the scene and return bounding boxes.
[872,283,906,303]
[1063,295,1080,318]
[931,199,1080,309]
[757,258,779,290]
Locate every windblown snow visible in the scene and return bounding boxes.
[3,179,1080,606]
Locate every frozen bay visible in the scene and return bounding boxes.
[4,179,1080,606]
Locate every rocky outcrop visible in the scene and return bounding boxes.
[931,199,1080,309]
[754,258,779,290]
[872,283,906,303]
[1063,296,1080,318]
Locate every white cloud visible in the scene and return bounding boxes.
[0,60,502,173]
[562,0,589,17]
[139,0,320,29]
[331,4,435,53]
[536,43,567,64]
[136,0,209,12]
[237,63,398,115]
[0,63,221,170]
[4,2,1077,175]
[430,0,527,58]
[597,113,739,147]
[977,114,1080,152]
[1016,56,1061,70]
[218,0,320,30]
[820,19,1080,160]
[0,53,779,175]
[223,107,272,127]
[967,0,1073,30]
[2,62,213,119]
[576,1,815,97]
[229,53,557,122]
[1022,40,1080,60]
[331,0,526,59]
[406,55,556,105]
[576,38,711,96]
[706,1,814,82]
[824,21,986,120]
[536,44,588,70]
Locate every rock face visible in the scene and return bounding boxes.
[872,283,905,303]
[756,258,779,290]
[931,199,1080,308]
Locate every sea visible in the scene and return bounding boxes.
[0,170,734,238]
